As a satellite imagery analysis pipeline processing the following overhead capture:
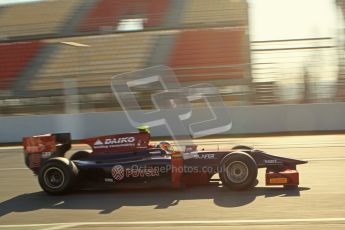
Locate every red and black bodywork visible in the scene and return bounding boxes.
[23,131,307,194]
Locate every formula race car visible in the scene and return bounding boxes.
[23,128,307,195]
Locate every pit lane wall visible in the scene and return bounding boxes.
[1,102,345,143]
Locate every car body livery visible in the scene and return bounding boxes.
[23,130,307,194]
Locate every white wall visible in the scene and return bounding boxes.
[1,102,345,143]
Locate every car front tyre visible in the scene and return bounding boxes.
[231,145,253,150]
[219,152,258,191]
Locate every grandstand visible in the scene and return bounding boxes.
[0,0,288,115]
[169,28,249,84]
[181,0,247,27]
[0,41,42,90]
[0,0,83,39]
[30,33,157,91]
[336,0,345,101]
[78,0,170,33]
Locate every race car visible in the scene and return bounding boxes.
[22,128,307,195]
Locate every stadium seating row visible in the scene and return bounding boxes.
[0,0,82,38]
[78,0,170,32]
[0,28,248,92]
[181,0,247,27]
[0,41,42,90]
[30,33,157,91]
[0,0,247,39]
[170,28,247,83]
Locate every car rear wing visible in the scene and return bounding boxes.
[23,133,71,174]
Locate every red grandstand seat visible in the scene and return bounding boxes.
[78,0,170,32]
[0,41,42,90]
[169,28,247,82]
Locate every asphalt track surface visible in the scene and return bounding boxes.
[0,134,345,229]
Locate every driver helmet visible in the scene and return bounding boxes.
[156,141,174,152]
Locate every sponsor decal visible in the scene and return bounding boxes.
[41,152,52,158]
[197,153,215,159]
[25,143,46,153]
[126,167,160,177]
[93,137,136,149]
[149,150,162,154]
[105,137,135,145]
[269,177,288,184]
[104,178,114,182]
[111,165,125,181]
[94,139,104,146]
[111,165,160,180]
[182,151,199,159]
[264,159,279,164]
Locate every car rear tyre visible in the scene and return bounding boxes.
[70,151,90,161]
[38,157,78,195]
[219,152,258,191]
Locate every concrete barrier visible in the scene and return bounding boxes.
[1,102,345,143]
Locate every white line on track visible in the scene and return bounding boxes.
[42,224,78,230]
[1,218,345,229]
[0,167,27,171]
[0,146,22,150]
